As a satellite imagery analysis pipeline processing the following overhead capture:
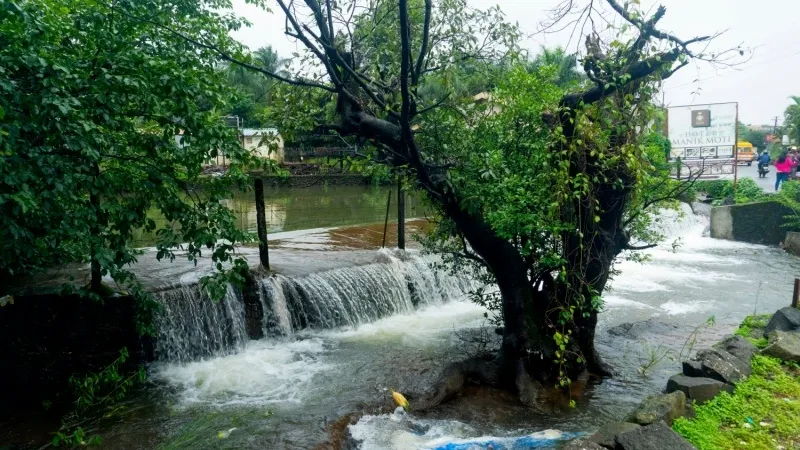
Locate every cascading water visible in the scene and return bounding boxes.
[256,251,476,336]
[153,250,476,362]
[153,284,248,362]
[96,205,800,450]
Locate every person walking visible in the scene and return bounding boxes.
[775,151,793,191]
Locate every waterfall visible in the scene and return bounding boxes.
[256,251,475,336]
[153,284,248,362]
[152,250,477,361]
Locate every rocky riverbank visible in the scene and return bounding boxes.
[563,307,800,450]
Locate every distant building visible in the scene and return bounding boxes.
[241,128,284,163]
[745,124,773,133]
[174,128,285,166]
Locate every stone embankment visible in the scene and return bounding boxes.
[565,307,800,450]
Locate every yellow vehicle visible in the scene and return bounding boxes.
[736,141,755,165]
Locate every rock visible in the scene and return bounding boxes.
[614,421,696,450]
[515,370,543,407]
[412,362,466,411]
[682,360,705,378]
[608,319,678,339]
[666,374,732,404]
[626,391,686,426]
[694,349,751,384]
[561,438,605,450]
[765,307,800,334]
[762,330,800,362]
[712,335,757,364]
[588,421,640,448]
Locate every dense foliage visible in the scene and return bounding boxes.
[0,0,259,301]
[785,96,800,145]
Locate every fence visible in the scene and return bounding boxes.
[283,147,355,163]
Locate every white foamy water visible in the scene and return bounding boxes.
[150,338,330,406]
[602,295,658,310]
[312,301,487,342]
[348,409,576,450]
[152,300,488,408]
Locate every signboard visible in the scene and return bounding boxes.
[667,102,738,178]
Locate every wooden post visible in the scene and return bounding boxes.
[792,278,800,309]
[254,178,270,269]
[381,189,392,248]
[397,179,405,250]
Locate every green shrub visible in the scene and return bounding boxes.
[673,355,800,450]
[693,178,766,205]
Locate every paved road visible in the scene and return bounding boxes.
[735,163,774,192]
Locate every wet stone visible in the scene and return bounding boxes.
[682,360,705,378]
[626,391,686,426]
[712,335,757,364]
[614,421,696,450]
[762,330,800,362]
[666,374,732,404]
[765,307,800,335]
[607,319,678,339]
[561,438,605,450]
[695,349,751,385]
[588,421,640,448]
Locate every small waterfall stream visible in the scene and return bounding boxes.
[153,285,248,362]
[153,251,476,362]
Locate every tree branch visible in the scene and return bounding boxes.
[413,0,433,84]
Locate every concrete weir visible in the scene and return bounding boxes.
[0,228,474,406]
[710,201,794,246]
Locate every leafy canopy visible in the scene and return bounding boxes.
[0,0,261,303]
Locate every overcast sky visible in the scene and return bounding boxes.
[232,0,799,125]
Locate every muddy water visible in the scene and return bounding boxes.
[93,205,800,449]
[131,185,422,247]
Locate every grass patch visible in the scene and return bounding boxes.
[734,314,772,349]
[673,355,800,450]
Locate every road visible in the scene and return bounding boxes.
[734,163,774,192]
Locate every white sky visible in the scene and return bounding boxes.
[232,0,799,125]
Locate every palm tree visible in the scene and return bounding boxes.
[785,96,800,145]
[526,46,584,88]
[224,46,288,127]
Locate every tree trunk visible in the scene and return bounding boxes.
[90,162,102,293]
[254,177,270,269]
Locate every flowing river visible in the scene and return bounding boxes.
[91,204,800,449]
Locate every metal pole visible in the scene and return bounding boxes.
[381,188,392,248]
[397,179,406,250]
[792,278,800,309]
[733,103,740,190]
[254,178,270,269]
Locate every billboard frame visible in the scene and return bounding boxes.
[665,101,739,186]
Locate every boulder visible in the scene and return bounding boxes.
[666,374,732,404]
[561,439,605,450]
[588,421,640,448]
[515,370,543,407]
[614,421,696,450]
[762,330,800,362]
[626,391,686,426]
[681,360,705,378]
[608,319,678,339]
[694,349,751,385]
[411,362,466,411]
[712,335,757,364]
[764,307,800,334]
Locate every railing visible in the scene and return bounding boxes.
[283,147,354,163]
